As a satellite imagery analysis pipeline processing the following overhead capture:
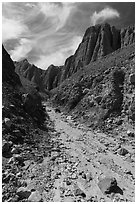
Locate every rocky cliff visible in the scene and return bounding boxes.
[2,45,21,86]
[60,23,134,82]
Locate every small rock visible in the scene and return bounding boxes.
[81,173,86,179]
[4,118,12,128]
[71,173,77,179]
[117,148,129,156]
[13,154,24,163]
[98,177,117,194]
[129,73,135,84]
[28,190,42,202]
[16,187,31,199]
[86,172,93,182]
[66,116,72,120]
[11,147,20,154]
[74,184,86,197]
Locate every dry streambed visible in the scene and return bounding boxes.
[46,106,135,202]
[3,104,134,202]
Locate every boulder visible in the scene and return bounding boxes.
[98,177,117,194]
[117,148,129,156]
[28,190,42,202]
[16,187,31,199]
[4,118,12,128]
[73,184,86,197]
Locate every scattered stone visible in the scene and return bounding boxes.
[117,148,129,156]
[28,190,42,202]
[4,118,12,128]
[98,177,117,194]
[127,130,134,137]
[16,187,31,199]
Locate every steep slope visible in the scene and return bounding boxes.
[60,23,134,82]
[2,45,21,86]
[51,43,135,132]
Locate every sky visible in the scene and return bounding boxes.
[2,2,135,70]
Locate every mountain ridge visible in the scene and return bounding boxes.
[14,23,134,91]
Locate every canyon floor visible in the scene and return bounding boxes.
[2,102,135,202]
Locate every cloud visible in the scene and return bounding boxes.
[38,2,75,31]
[2,16,28,42]
[10,38,33,61]
[34,36,82,69]
[91,7,120,25]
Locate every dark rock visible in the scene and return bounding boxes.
[16,187,31,199]
[55,108,61,113]
[2,45,21,86]
[98,177,117,194]
[117,148,129,156]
